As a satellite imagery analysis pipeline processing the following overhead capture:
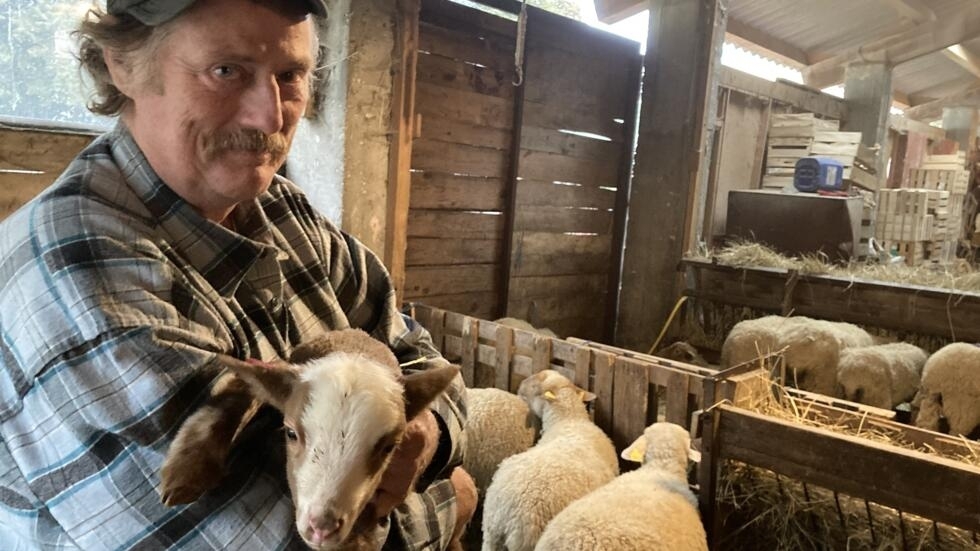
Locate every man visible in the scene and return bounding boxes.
[0,0,474,549]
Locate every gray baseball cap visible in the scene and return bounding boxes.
[107,0,328,26]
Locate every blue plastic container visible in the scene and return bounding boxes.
[793,157,845,193]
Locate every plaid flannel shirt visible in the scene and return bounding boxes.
[0,124,466,550]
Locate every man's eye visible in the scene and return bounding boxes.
[212,65,238,78]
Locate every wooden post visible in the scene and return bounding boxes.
[385,0,421,304]
[616,0,726,350]
[941,106,979,155]
[841,62,893,179]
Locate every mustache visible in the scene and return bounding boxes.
[202,129,288,162]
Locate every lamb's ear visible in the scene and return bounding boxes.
[402,364,460,420]
[578,389,597,403]
[621,433,647,463]
[217,355,298,411]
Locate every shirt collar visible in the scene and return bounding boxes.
[107,122,277,298]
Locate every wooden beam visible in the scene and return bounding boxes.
[719,67,847,120]
[617,0,726,350]
[724,17,809,68]
[943,44,980,79]
[904,84,980,121]
[888,113,946,140]
[385,0,421,304]
[882,0,936,22]
[803,7,980,89]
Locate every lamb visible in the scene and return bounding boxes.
[481,370,619,551]
[463,387,540,495]
[159,329,462,550]
[495,317,559,338]
[720,315,808,368]
[912,342,980,437]
[778,319,874,396]
[836,343,928,409]
[535,422,708,551]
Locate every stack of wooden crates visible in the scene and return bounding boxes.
[762,113,877,191]
[874,152,970,266]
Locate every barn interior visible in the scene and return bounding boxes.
[3,0,980,548]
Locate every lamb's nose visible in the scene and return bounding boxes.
[308,512,343,545]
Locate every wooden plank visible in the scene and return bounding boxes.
[531,335,552,374]
[573,346,592,391]
[513,206,614,234]
[510,232,610,277]
[408,291,498,321]
[716,406,980,533]
[418,21,514,71]
[523,44,631,111]
[417,116,512,150]
[592,351,615,432]
[409,172,506,210]
[425,307,446,353]
[520,126,622,161]
[514,180,616,209]
[710,91,770,236]
[494,325,514,391]
[521,98,626,142]
[412,139,508,178]
[403,264,498,296]
[719,67,847,120]
[420,0,516,40]
[0,128,94,173]
[415,50,514,98]
[386,0,420,305]
[519,149,621,186]
[461,317,478,386]
[405,237,502,266]
[0,172,54,221]
[665,370,692,426]
[611,358,650,451]
[407,210,505,239]
[506,273,607,300]
[415,81,513,130]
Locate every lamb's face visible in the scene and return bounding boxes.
[284,354,406,550]
[837,360,891,409]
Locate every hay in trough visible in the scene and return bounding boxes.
[715,370,980,551]
[695,240,980,294]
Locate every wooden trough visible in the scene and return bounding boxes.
[408,303,980,550]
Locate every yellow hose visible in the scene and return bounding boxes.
[646,295,689,356]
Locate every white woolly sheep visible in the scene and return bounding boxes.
[777,319,874,396]
[482,370,619,551]
[656,341,710,367]
[836,343,928,409]
[535,422,707,551]
[720,315,809,368]
[912,342,980,437]
[495,317,559,338]
[463,387,540,495]
[159,329,461,550]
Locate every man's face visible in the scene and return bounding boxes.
[121,0,315,221]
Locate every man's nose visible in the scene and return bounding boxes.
[239,75,284,135]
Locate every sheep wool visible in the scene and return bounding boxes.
[535,423,708,551]
[494,317,559,338]
[777,319,874,396]
[482,370,619,551]
[463,387,540,494]
[720,315,810,368]
[912,342,980,437]
[837,343,928,409]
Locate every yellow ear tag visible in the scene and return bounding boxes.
[625,446,644,463]
[543,390,557,401]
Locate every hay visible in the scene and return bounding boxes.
[716,370,980,551]
[695,240,980,294]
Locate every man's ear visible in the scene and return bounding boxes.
[401,365,460,420]
[102,48,140,99]
[217,355,298,412]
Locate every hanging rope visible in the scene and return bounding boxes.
[513,0,528,86]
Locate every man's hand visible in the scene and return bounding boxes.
[370,409,440,518]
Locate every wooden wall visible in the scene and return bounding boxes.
[0,126,95,220]
[404,0,641,341]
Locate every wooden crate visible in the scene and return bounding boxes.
[768,113,840,137]
[875,188,945,244]
[907,167,970,195]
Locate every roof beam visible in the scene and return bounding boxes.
[719,67,847,120]
[881,0,936,23]
[889,113,946,140]
[803,7,980,89]
[725,17,809,68]
[903,85,980,121]
[943,44,980,79]
[593,0,646,24]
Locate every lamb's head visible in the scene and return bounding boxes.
[778,327,841,395]
[517,369,595,418]
[224,330,459,550]
[836,351,892,409]
[621,422,692,480]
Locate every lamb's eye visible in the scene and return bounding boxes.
[285,427,298,441]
